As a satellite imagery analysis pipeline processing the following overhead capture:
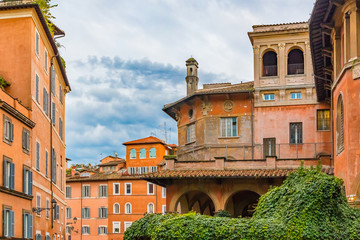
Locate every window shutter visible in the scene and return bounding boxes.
[56,205,59,219]
[105,227,108,234]
[10,123,14,142]
[22,130,25,149]
[28,214,33,239]
[23,168,26,193]
[10,163,14,190]
[81,226,84,234]
[98,207,101,218]
[29,171,33,196]
[105,186,108,197]
[27,132,30,150]
[99,186,101,197]
[23,213,26,238]
[81,208,84,218]
[69,208,71,218]
[10,210,14,237]
[3,161,7,187]
[3,209,7,236]
[105,208,108,218]
[98,227,100,234]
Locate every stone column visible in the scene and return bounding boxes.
[349,8,360,59]
[278,43,286,86]
[253,45,260,88]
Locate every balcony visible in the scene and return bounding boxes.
[262,65,277,77]
[288,63,304,75]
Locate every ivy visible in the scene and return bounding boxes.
[124,167,360,239]
[32,0,57,35]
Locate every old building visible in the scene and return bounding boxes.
[65,137,175,240]
[310,0,360,205]
[145,23,333,218]
[0,2,70,239]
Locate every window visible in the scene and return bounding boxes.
[66,226,71,235]
[44,49,48,72]
[82,185,90,198]
[51,65,55,94]
[36,233,42,240]
[290,92,301,99]
[317,109,330,131]
[80,172,90,177]
[110,166,116,171]
[287,49,304,75]
[59,86,63,104]
[35,74,40,102]
[81,226,90,235]
[23,168,33,195]
[3,208,14,237]
[113,203,120,214]
[98,207,108,218]
[262,51,277,76]
[102,166,109,172]
[162,187,166,198]
[125,183,132,195]
[52,102,56,126]
[124,222,132,232]
[98,226,108,235]
[130,149,136,159]
[150,148,156,158]
[45,151,49,177]
[59,118,63,140]
[46,199,50,218]
[140,148,146,158]
[55,205,59,220]
[128,167,136,175]
[147,203,154,213]
[66,208,71,219]
[99,185,108,197]
[51,148,56,183]
[113,183,120,195]
[264,93,275,101]
[162,205,166,214]
[82,207,90,219]
[3,159,14,190]
[263,138,276,157]
[290,123,303,144]
[35,30,39,56]
[60,168,63,190]
[23,212,33,239]
[43,88,49,115]
[147,183,154,195]
[36,194,41,216]
[125,203,132,214]
[113,222,120,234]
[337,94,344,153]
[3,115,14,143]
[220,117,237,137]
[22,128,30,153]
[149,166,158,173]
[66,186,71,198]
[36,141,40,170]
[186,123,196,143]
[138,166,147,174]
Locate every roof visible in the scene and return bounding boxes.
[98,160,125,167]
[66,171,144,182]
[123,136,167,146]
[157,159,166,166]
[0,3,71,90]
[143,168,334,182]
[163,81,254,120]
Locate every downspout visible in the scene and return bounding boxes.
[80,181,83,240]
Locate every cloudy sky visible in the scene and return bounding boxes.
[51,0,315,165]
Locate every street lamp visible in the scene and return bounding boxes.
[32,198,57,215]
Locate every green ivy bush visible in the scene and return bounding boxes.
[124,166,360,239]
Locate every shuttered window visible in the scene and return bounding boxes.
[23,168,33,195]
[35,74,39,102]
[51,148,57,183]
[22,128,30,152]
[290,122,303,144]
[186,123,196,143]
[23,213,33,239]
[3,208,14,237]
[82,208,90,219]
[82,185,90,197]
[43,88,49,116]
[59,118,63,140]
[317,109,330,131]
[98,207,108,218]
[99,185,108,197]
[263,138,276,157]
[36,142,40,171]
[220,117,237,137]
[52,102,56,126]
[81,226,90,234]
[3,159,14,190]
[51,65,55,94]
[337,95,344,153]
[45,151,49,177]
[98,226,108,235]
[3,115,14,143]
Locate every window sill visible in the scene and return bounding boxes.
[260,75,279,79]
[286,74,305,77]
[316,129,330,132]
[218,136,239,139]
[185,141,196,145]
[289,143,303,145]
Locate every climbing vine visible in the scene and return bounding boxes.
[32,0,57,35]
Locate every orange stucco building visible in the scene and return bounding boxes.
[145,23,333,218]
[310,0,360,204]
[0,2,70,240]
[65,137,175,240]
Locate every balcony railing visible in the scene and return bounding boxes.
[177,142,332,161]
[288,63,304,75]
[263,65,277,77]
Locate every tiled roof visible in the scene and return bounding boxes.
[66,171,143,182]
[157,159,166,166]
[98,160,125,166]
[123,136,166,145]
[143,168,333,180]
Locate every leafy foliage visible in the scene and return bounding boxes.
[32,0,57,35]
[124,167,360,239]
[0,75,10,88]
[214,210,231,218]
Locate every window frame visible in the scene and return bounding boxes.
[147,182,155,195]
[317,109,330,131]
[290,92,302,100]
[113,221,121,234]
[162,187,166,198]
[125,183,132,195]
[113,183,120,195]
[3,115,14,144]
[125,203,132,214]
[139,148,146,159]
[147,202,154,214]
[124,222,132,232]
[82,207,90,219]
[128,167,136,175]
[130,149,136,159]
[264,93,275,101]
[65,185,71,198]
[23,211,33,239]
[289,122,303,144]
[44,49,48,73]
[113,203,120,214]
[186,123,196,143]
[66,207,71,219]
[3,157,14,190]
[82,185,91,198]
[99,184,108,198]
[23,167,33,195]
[98,226,108,235]
[35,29,40,57]
[149,147,156,158]
[220,117,238,137]
[162,205,166,214]
[81,225,90,235]
[98,207,108,219]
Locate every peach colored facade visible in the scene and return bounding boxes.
[66,137,174,240]
[0,3,70,240]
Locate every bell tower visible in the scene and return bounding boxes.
[185,57,199,96]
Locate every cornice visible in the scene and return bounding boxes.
[0,101,35,128]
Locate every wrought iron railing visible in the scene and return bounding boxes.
[288,63,304,75]
[263,65,277,76]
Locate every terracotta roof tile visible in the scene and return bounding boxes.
[143,168,333,180]
[123,136,166,145]
[98,160,125,166]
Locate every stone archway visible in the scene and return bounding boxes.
[175,191,216,216]
[225,190,260,218]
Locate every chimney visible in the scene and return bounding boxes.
[185,57,199,96]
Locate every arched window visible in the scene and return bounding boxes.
[147,203,154,214]
[130,149,136,159]
[113,203,120,214]
[336,94,344,153]
[149,148,156,158]
[125,203,132,214]
[262,51,277,76]
[288,49,304,75]
[139,148,146,159]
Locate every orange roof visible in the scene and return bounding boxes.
[123,136,166,145]
[167,144,177,148]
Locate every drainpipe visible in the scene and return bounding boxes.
[80,181,83,240]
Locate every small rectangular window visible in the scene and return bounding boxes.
[59,118,63,140]
[52,102,56,126]
[263,138,276,157]
[113,183,120,195]
[149,166,158,173]
[290,122,303,144]
[186,123,196,143]
[162,187,166,198]
[220,117,237,137]
[4,209,14,237]
[36,142,40,171]
[3,159,14,190]
[113,222,120,234]
[264,94,275,101]
[44,49,48,72]
[59,86,63,104]
[51,147,57,183]
[147,183,154,195]
[66,208,71,219]
[82,208,90,219]
[138,166,147,174]
[82,185,90,198]
[36,194,41,216]
[45,151,49,177]
[98,226,108,235]
[124,222,132,232]
[3,115,14,143]
[35,30,39,56]
[81,226,90,234]
[22,128,30,152]
[23,168,33,195]
[43,88,49,116]
[290,92,301,99]
[128,167,136,175]
[125,183,132,195]
[66,186,71,198]
[162,205,167,214]
[317,109,330,131]
[35,74,40,102]
[51,65,55,94]
[99,185,108,197]
[46,199,50,219]
[98,207,108,218]
[23,212,33,238]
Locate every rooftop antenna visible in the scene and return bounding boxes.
[159,122,172,143]
[114,152,118,158]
